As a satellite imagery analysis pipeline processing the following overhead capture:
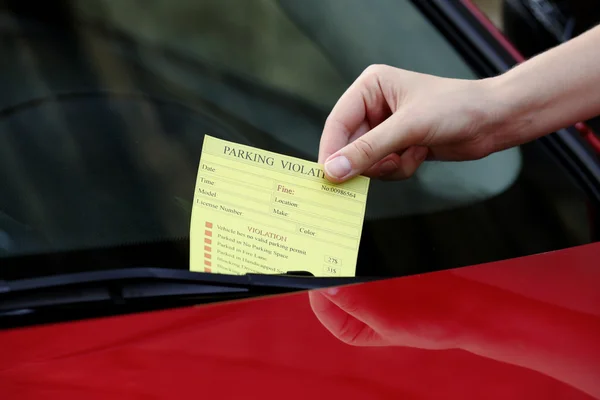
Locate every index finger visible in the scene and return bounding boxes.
[318,67,391,163]
[318,85,367,164]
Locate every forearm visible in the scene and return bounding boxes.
[489,24,600,149]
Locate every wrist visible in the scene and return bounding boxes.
[479,73,544,151]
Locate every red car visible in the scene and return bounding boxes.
[1,0,599,398]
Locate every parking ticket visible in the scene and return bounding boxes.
[190,135,370,277]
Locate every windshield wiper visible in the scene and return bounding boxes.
[0,268,375,329]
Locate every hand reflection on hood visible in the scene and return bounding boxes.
[309,263,600,399]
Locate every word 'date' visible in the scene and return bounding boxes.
[190,135,370,277]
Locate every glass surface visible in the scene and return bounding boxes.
[0,0,593,277]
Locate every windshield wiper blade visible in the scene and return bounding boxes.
[0,268,375,329]
[1,267,370,293]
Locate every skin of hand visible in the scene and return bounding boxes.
[319,25,600,183]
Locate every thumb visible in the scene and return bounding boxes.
[323,115,418,182]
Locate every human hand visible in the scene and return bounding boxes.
[319,65,509,182]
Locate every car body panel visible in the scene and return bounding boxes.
[1,242,599,399]
[1,1,600,399]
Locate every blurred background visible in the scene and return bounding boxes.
[474,0,503,27]
[1,0,599,277]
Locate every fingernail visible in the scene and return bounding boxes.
[379,160,397,176]
[325,156,352,179]
[326,287,339,295]
[414,147,428,162]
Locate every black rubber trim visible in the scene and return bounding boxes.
[4,268,373,294]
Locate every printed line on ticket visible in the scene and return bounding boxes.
[190,135,370,277]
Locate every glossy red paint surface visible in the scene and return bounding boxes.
[1,242,599,399]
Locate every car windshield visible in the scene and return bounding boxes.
[0,0,595,279]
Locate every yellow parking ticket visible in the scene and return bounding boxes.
[190,135,370,277]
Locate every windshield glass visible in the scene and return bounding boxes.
[0,0,595,279]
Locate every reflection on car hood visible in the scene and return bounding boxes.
[1,242,599,399]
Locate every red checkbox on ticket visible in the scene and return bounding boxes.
[189,135,370,276]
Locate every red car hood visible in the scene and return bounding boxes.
[1,243,599,399]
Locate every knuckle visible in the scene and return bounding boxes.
[336,315,362,345]
[361,64,388,79]
[399,163,418,180]
[468,134,494,159]
[420,127,437,147]
[323,116,345,136]
[389,161,417,181]
[350,138,376,161]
